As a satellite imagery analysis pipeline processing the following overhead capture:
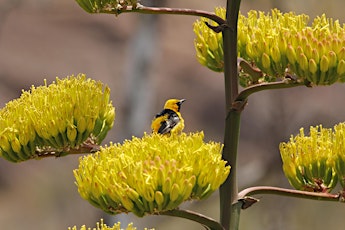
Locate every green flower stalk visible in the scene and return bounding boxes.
[279,126,338,192]
[74,132,230,217]
[0,74,115,162]
[194,8,345,86]
[68,219,152,230]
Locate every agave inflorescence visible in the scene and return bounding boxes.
[332,123,345,189]
[280,123,345,193]
[280,126,338,192]
[0,74,115,162]
[74,132,230,217]
[194,8,345,87]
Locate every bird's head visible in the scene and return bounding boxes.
[164,98,186,112]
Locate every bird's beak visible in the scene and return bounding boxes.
[179,99,186,105]
[176,99,186,111]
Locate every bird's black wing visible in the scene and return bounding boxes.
[157,109,180,134]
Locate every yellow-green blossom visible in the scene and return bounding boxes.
[194,8,345,86]
[333,123,345,189]
[68,219,153,230]
[279,126,338,192]
[74,132,230,217]
[0,74,115,162]
[194,7,225,72]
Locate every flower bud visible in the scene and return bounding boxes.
[155,191,164,206]
[309,59,318,74]
[271,46,281,63]
[121,196,134,212]
[287,45,297,64]
[262,53,271,69]
[328,51,337,68]
[0,133,11,152]
[170,183,180,202]
[67,125,77,144]
[10,137,22,155]
[299,53,309,72]
[311,48,320,64]
[337,60,345,76]
[338,47,345,61]
[320,55,329,72]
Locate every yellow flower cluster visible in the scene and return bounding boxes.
[76,0,139,14]
[194,8,345,86]
[238,9,309,81]
[68,219,153,230]
[333,123,345,188]
[280,123,345,192]
[194,7,225,73]
[0,74,115,162]
[74,132,230,217]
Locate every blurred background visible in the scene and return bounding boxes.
[0,0,345,229]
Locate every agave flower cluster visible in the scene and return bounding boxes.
[76,0,139,14]
[0,74,115,162]
[194,8,345,87]
[68,219,152,230]
[280,123,345,192]
[74,132,230,217]
[194,7,225,73]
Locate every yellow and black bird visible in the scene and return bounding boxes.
[151,99,186,135]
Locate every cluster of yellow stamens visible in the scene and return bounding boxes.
[74,132,230,217]
[0,74,115,162]
[280,123,345,192]
[194,8,345,86]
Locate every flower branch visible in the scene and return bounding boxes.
[121,5,226,26]
[237,186,342,209]
[236,79,305,102]
[161,209,225,230]
[75,0,226,26]
[35,140,100,159]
